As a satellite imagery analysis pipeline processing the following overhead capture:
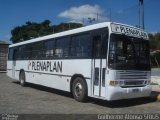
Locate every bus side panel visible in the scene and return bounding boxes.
[62,59,92,94]
[7,61,13,78]
[25,72,71,92]
[7,60,20,81]
[13,60,92,93]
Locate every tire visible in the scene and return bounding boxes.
[72,77,87,102]
[19,71,26,86]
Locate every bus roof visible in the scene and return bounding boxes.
[9,22,148,47]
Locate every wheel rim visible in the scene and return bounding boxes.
[74,82,83,97]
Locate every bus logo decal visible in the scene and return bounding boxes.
[111,23,148,39]
[31,61,62,73]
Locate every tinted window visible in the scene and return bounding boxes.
[44,39,55,58]
[94,68,99,85]
[55,37,70,58]
[92,29,108,59]
[13,48,19,60]
[70,34,91,58]
[32,42,44,59]
[8,48,14,60]
[8,32,93,60]
[24,44,32,59]
[19,45,26,59]
[108,34,150,70]
[93,35,101,58]
[16,47,21,60]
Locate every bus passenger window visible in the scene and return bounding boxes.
[18,45,25,60]
[13,48,18,60]
[32,42,44,59]
[70,34,91,58]
[44,39,55,59]
[55,37,70,58]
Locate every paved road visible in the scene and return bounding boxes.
[0,73,160,114]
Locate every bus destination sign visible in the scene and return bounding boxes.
[111,23,148,39]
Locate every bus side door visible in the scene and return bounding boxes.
[92,29,108,97]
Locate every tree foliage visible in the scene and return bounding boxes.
[149,33,160,67]
[10,20,83,43]
[149,33,160,50]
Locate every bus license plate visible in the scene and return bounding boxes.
[132,88,139,93]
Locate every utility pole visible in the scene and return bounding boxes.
[97,13,99,23]
[109,8,112,22]
[142,0,144,30]
[138,0,141,28]
[138,0,144,29]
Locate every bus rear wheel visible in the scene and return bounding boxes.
[72,77,87,102]
[19,71,26,86]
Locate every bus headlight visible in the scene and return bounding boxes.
[109,80,125,86]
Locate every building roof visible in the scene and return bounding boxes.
[0,40,9,45]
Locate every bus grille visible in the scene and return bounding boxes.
[124,81,144,86]
[117,71,150,80]
[116,70,150,87]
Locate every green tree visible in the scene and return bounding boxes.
[10,20,83,43]
[53,22,82,33]
[149,32,160,67]
[149,33,160,50]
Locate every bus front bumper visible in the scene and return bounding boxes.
[107,85,151,101]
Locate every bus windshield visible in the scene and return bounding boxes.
[108,34,150,70]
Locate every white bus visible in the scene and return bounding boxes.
[7,22,151,102]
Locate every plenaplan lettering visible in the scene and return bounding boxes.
[32,61,62,73]
[111,23,148,39]
[120,26,147,38]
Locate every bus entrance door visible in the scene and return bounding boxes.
[92,35,106,98]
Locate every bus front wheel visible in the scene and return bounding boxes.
[19,71,26,86]
[72,77,87,102]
